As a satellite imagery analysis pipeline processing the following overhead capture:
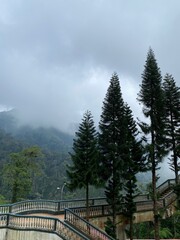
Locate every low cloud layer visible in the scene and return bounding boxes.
[0,0,179,132]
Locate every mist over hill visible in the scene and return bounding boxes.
[0,109,174,201]
[0,109,73,149]
[0,109,75,200]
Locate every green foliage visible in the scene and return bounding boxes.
[150,227,173,239]
[3,146,43,202]
[138,48,167,163]
[173,210,180,238]
[99,73,126,238]
[0,110,74,200]
[15,126,73,152]
[99,73,146,238]
[138,48,167,239]
[67,110,99,190]
[132,222,154,239]
[0,194,8,204]
[67,110,99,219]
[133,222,173,239]
[163,74,180,184]
[122,104,146,240]
[105,217,117,239]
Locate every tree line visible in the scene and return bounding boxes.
[0,125,73,203]
[67,48,180,240]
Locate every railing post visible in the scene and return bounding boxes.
[168,180,170,189]
[58,201,61,212]
[54,218,57,232]
[9,205,12,213]
[102,205,104,216]
[163,198,166,208]
[6,214,9,227]
[64,209,67,220]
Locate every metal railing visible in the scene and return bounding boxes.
[0,213,89,240]
[0,176,176,216]
[0,177,178,240]
[68,188,177,219]
[156,178,176,195]
[0,197,107,215]
[65,208,114,240]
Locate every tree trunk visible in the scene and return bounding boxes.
[170,112,179,185]
[129,216,133,240]
[86,183,89,222]
[151,130,160,240]
[12,182,18,203]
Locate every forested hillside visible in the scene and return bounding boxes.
[0,109,73,200]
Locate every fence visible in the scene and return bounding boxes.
[0,214,89,240]
[65,208,114,240]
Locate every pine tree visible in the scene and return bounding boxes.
[123,103,146,240]
[137,48,166,240]
[99,73,126,239]
[163,74,180,184]
[67,110,99,220]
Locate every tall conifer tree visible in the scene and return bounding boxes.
[137,48,166,240]
[99,74,145,239]
[67,110,99,220]
[99,73,126,239]
[163,74,180,184]
[123,103,146,240]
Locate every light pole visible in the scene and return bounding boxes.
[60,183,66,200]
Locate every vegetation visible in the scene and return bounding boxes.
[123,104,146,240]
[98,73,127,239]
[132,210,180,239]
[67,110,99,220]
[163,74,180,184]
[138,48,167,240]
[0,113,74,201]
[98,73,146,239]
[3,146,43,202]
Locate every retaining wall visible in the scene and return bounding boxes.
[0,229,62,240]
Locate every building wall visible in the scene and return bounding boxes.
[0,229,62,240]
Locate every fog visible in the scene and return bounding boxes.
[0,0,179,133]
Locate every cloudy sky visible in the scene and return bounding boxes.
[0,0,180,132]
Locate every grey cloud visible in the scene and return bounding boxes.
[0,0,179,132]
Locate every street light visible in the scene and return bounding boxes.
[60,183,67,200]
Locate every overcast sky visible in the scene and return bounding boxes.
[0,0,180,133]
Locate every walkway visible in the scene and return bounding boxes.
[0,177,178,240]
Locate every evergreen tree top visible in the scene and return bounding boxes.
[99,73,125,128]
[138,48,162,108]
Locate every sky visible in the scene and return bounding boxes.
[0,0,180,133]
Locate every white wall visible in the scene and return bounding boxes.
[0,229,62,240]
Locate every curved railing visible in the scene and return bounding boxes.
[0,197,107,215]
[67,189,177,219]
[0,177,178,240]
[0,213,89,240]
[0,197,110,240]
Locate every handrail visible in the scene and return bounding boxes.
[156,174,180,195]
[156,178,175,195]
[0,177,177,240]
[65,208,114,240]
[0,197,107,215]
[0,213,89,240]
[69,189,177,218]
[0,175,176,216]
[0,186,176,218]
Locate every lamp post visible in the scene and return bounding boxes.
[60,182,66,200]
